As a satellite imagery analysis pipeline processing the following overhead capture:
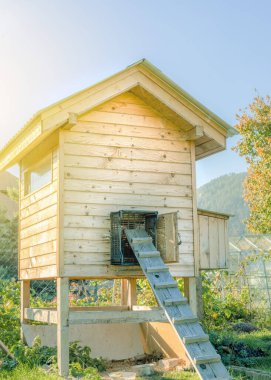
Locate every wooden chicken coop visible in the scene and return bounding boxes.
[0,60,234,379]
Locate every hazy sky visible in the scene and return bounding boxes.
[0,1,270,186]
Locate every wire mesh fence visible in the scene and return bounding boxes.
[227,235,271,310]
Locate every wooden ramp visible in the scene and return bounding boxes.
[125,228,231,380]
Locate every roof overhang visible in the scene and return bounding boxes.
[0,59,236,171]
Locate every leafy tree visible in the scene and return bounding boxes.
[0,186,18,279]
[234,96,271,233]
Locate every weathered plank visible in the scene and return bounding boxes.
[63,143,191,163]
[64,154,191,175]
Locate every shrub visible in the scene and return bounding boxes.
[0,280,20,346]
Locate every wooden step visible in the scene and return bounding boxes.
[183,334,209,344]
[164,298,188,306]
[154,282,178,289]
[131,237,152,244]
[172,316,198,324]
[194,354,221,365]
[146,266,168,273]
[138,251,160,258]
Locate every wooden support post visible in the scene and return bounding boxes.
[183,277,204,319]
[127,279,137,310]
[121,279,137,309]
[120,279,129,306]
[20,280,30,342]
[195,275,204,320]
[183,277,197,316]
[57,278,69,377]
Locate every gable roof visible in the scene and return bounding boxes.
[0,59,236,171]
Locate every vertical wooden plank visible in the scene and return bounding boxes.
[120,279,129,305]
[224,219,229,268]
[57,277,69,377]
[209,217,219,268]
[199,215,210,269]
[127,278,137,309]
[20,280,30,342]
[218,219,226,268]
[190,141,199,276]
[183,277,189,300]
[157,213,179,262]
[195,276,204,320]
[57,131,64,276]
[183,277,197,316]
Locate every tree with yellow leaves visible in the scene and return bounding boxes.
[234,96,271,233]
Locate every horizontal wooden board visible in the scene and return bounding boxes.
[20,265,57,280]
[62,263,194,278]
[64,191,192,208]
[20,192,57,219]
[64,252,110,265]
[63,214,193,231]
[20,252,56,269]
[178,254,194,265]
[21,228,57,249]
[20,204,57,229]
[63,203,193,219]
[64,227,193,243]
[63,143,191,163]
[64,240,110,253]
[62,227,192,242]
[20,241,57,259]
[63,131,190,153]
[64,155,191,175]
[97,92,152,106]
[64,167,192,186]
[73,120,186,140]
[96,98,161,117]
[63,227,110,240]
[63,263,142,278]
[64,215,110,229]
[20,216,57,239]
[64,179,192,197]
[79,110,179,130]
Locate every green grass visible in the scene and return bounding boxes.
[0,365,61,379]
[209,327,271,373]
[0,366,249,380]
[234,329,271,372]
[139,372,198,380]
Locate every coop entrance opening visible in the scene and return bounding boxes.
[110,210,158,265]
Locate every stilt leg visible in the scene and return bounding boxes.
[120,279,129,306]
[183,277,197,316]
[57,277,69,377]
[127,279,137,310]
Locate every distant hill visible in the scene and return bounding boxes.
[0,172,18,219]
[197,172,249,236]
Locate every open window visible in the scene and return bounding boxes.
[24,153,52,195]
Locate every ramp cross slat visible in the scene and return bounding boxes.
[125,228,232,380]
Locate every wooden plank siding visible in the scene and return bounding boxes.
[62,92,195,278]
[19,145,59,279]
[198,210,229,270]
